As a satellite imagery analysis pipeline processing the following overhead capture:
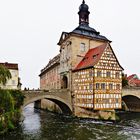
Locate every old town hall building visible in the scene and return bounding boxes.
[39,0,123,118]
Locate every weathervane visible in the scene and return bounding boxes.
[83,0,85,4]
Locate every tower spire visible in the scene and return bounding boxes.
[78,0,90,25]
[83,0,85,4]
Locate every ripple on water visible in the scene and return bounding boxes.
[1,105,140,140]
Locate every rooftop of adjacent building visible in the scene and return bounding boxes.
[127,74,140,87]
[127,74,140,81]
[0,62,18,70]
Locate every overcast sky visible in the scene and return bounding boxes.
[0,0,140,89]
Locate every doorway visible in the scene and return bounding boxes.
[62,76,68,89]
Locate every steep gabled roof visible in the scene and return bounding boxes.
[74,43,107,71]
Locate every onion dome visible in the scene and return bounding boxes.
[79,0,89,12]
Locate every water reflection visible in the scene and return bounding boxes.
[0,104,140,140]
[23,104,41,134]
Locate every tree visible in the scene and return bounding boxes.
[0,65,12,86]
[122,73,128,87]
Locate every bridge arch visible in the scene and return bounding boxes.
[122,95,140,112]
[23,94,72,115]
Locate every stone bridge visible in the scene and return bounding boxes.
[122,88,140,112]
[22,89,73,115]
[22,88,140,114]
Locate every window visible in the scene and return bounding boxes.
[116,72,119,78]
[93,54,99,59]
[101,83,106,90]
[96,83,100,89]
[111,64,114,67]
[89,71,93,77]
[115,99,119,103]
[12,80,15,85]
[97,71,102,77]
[80,43,86,52]
[11,71,17,77]
[107,71,111,78]
[116,84,120,90]
[109,83,113,90]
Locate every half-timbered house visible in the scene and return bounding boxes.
[73,43,123,111]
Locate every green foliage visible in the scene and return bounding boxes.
[0,65,12,86]
[0,90,14,113]
[122,73,128,87]
[0,89,24,134]
[10,90,25,109]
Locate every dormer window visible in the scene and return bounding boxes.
[93,54,99,59]
[80,43,86,52]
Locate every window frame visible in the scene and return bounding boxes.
[80,43,86,52]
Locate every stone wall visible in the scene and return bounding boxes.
[74,106,116,120]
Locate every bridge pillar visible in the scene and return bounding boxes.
[34,100,41,109]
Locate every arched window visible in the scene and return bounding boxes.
[61,76,68,89]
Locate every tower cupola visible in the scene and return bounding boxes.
[78,0,90,25]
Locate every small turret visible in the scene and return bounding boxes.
[78,0,90,25]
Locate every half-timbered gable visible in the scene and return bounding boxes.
[73,43,123,110]
[94,44,123,110]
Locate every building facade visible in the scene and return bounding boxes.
[39,54,60,90]
[73,43,123,112]
[39,0,123,119]
[0,62,21,89]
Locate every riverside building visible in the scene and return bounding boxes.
[0,62,21,89]
[39,0,123,119]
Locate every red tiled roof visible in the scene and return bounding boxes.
[0,62,18,70]
[127,74,136,81]
[129,79,140,87]
[74,43,107,71]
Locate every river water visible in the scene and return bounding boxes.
[1,104,140,140]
